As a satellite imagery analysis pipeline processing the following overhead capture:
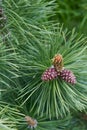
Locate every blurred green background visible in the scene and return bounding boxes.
[49,0,87,34]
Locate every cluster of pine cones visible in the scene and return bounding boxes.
[41,54,76,84]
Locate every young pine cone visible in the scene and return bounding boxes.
[25,116,37,129]
[60,69,76,84]
[41,67,59,81]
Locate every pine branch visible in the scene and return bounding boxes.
[16,25,87,118]
[1,0,87,130]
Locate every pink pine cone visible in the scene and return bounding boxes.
[60,69,76,84]
[41,67,59,81]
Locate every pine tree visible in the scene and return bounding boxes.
[0,0,87,130]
